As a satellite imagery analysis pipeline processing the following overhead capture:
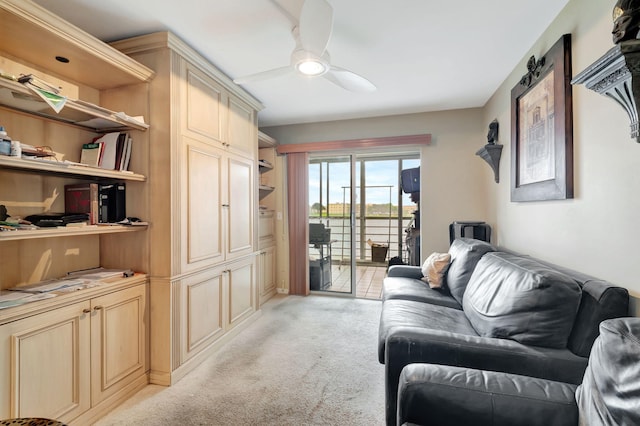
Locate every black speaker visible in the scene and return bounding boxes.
[449,221,491,244]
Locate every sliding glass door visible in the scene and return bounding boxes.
[309,155,355,295]
[308,151,420,298]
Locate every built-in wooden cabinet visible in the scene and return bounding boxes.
[0,280,148,425]
[0,2,152,423]
[257,131,278,305]
[258,245,277,304]
[110,31,263,385]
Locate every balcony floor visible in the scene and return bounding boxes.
[320,263,386,300]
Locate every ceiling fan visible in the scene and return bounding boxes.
[233,0,376,93]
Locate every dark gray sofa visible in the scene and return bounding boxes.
[379,238,630,426]
[397,317,640,426]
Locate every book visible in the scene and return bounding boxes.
[65,183,99,224]
[119,134,132,171]
[79,142,102,167]
[114,132,127,171]
[96,131,121,170]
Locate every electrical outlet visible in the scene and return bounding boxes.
[277,211,282,220]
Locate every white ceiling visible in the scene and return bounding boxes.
[33,0,569,127]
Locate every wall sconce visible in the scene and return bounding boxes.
[476,119,503,183]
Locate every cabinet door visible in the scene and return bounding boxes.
[183,140,225,270]
[227,95,256,158]
[180,267,225,363]
[226,154,254,260]
[0,302,91,422]
[228,256,256,329]
[90,284,148,406]
[259,245,276,305]
[181,60,226,145]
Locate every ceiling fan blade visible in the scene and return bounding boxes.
[233,66,293,85]
[269,0,301,27]
[299,0,333,56]
[324,66,376,93]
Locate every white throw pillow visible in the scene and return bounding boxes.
[421,252,451,289]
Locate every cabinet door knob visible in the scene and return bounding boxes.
[93,305,104,311]
[82,308,91,314]
[222,204,230,208]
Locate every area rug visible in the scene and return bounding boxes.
[95,294,385,425]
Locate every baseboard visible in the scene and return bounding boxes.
[70,373,149,425]
[276,288,288,294]
[168,309,263,385]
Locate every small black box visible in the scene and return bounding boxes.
[99,182,126,223]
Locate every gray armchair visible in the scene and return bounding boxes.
[397,317,640,426]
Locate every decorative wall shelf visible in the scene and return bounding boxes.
[572,40,640,142]
[476,144,503,183]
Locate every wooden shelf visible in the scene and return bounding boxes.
[0,224,147,242]
[0,155,146,181]
[258,160,273,171]
[0,78,149,132]
[0,274,147,325]
[0,0,154,89]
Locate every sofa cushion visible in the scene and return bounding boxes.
[421,252,451,288]
[576,318,640,426]
[445,238,496,305]
[382,277,462,309]
[462,252,582,349]
[378,299,475,363]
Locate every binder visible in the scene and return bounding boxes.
[64,183,99,224]
[98,182,126,223]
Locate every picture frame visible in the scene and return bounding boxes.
[510,34,573,202]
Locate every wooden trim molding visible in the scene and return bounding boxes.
[276,134,431,154]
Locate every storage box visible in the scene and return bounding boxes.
[371,244,388,263]
[310,258,331,290]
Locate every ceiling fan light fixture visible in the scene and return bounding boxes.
[296,59,326,76]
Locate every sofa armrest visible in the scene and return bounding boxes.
[387,265,423,279]
[398,364,578,426]
[384,326,588,426]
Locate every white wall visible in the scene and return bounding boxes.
[483,0,640,315]
[262,108,489,260]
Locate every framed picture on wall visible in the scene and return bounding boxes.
[510,34,573,202]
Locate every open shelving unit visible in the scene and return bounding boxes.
[0,77,149,132]
[0,224,146,242]
[0,155,146,181]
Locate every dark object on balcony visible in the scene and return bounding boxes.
[400,167,420,194]
[309,257,331,290]
[309,223,331,243]
[449,221,491,244]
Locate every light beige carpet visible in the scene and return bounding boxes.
[95,294,385,425]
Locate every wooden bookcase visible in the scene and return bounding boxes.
[0,1,153,423]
